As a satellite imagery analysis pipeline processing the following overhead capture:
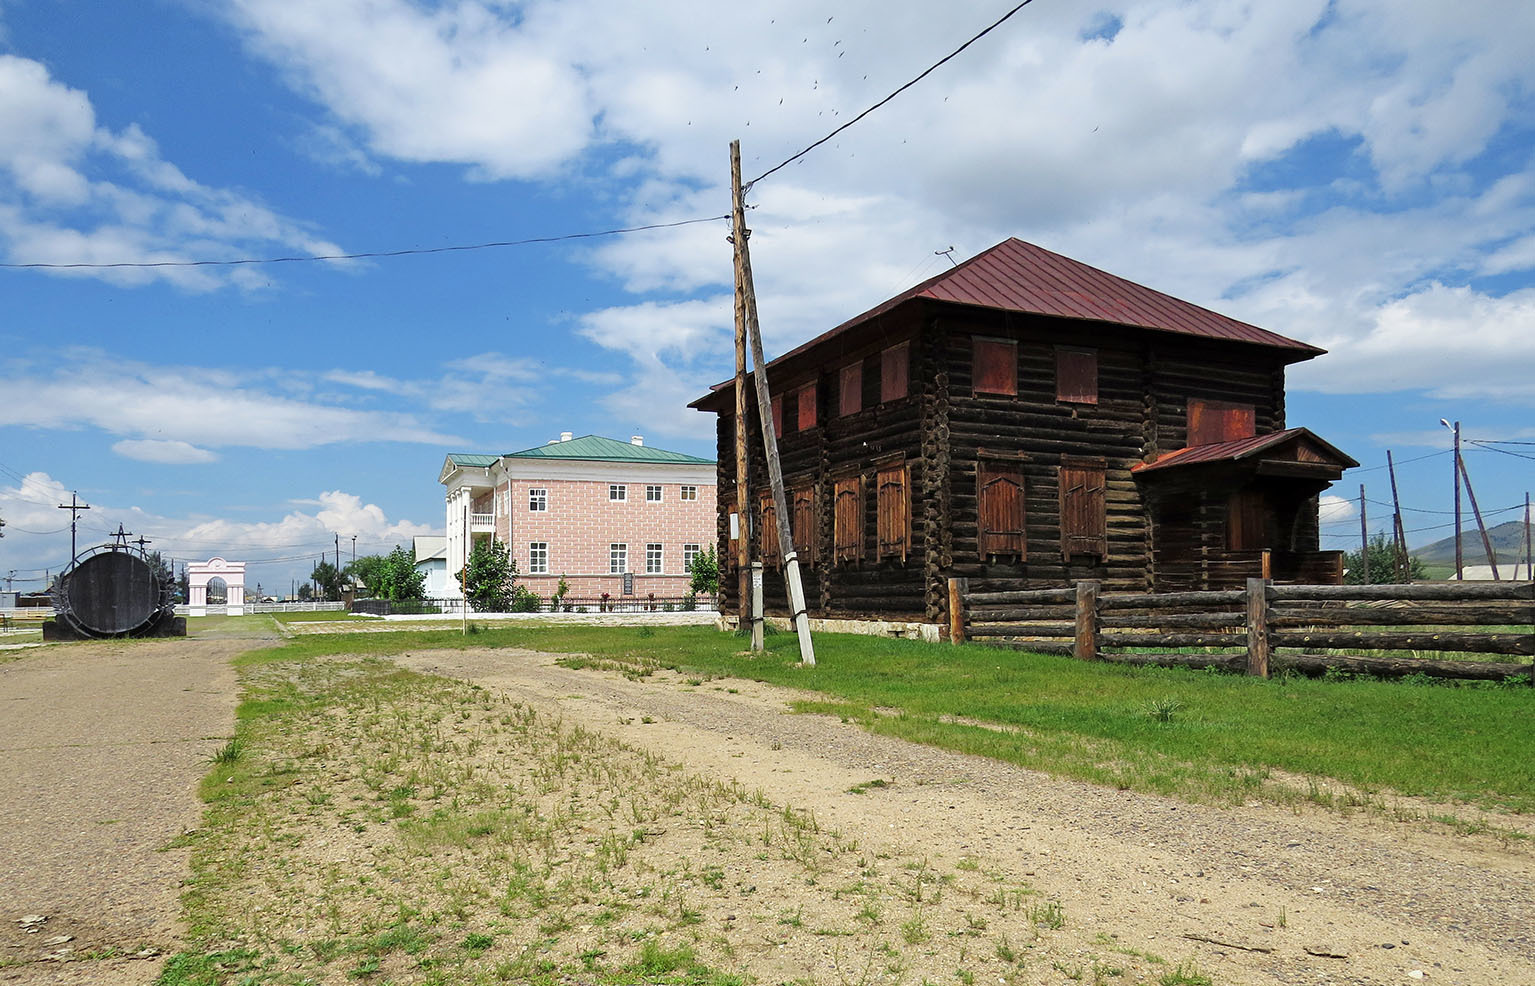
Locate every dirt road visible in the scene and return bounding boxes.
[0,639,242,985]
[398,647,1535,985]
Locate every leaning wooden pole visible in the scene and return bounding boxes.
[1526,491,1532,583]
[1457,453,1501,580]
[1386,450,1410,582]
[730,140,815,665]
[1358,484,1369,583]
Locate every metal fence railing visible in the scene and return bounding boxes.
[350,595,718,617]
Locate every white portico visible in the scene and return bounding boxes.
[188,557,247,616]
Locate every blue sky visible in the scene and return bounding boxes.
[2,0,1532,594]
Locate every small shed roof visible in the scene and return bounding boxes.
[1131,428,1358,475]
[413,536,447,564]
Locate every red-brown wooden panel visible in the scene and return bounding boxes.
[839,362,862,417]
[759,492,780,565]
[881,342,909,403]
[833,475,861,563]
[1059,459,1106,558]
[1226,490,1270,550]
[797,383,817,430]
[876,460,909,561]
[771,394,784,438]
[972,337,1017,396]
[791,485,816,565]
[978,461,1026,559]
[1187,398,1255,446]
[1056,348,1098,404]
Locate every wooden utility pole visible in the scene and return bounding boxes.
[731,160,753,639]
[1386,450,1409,582]
[730,139,815,665]
[56,491,91,564]
[1358,484,1369,583]
[1457,453,1501,580]
[1525,492,1532,583]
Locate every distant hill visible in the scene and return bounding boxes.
[1412,519,1532,567]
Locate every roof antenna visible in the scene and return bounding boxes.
[935,246,957,267]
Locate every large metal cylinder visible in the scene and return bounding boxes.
[53,546,174,638]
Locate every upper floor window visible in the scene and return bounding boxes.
[645,543,664,574]
[528,542,549,574]
[973,337,1017,396]
[1187,399,1255,446]
[795,382,817,431]
[528,488,548,512]
[680,485,699,501]
[645,484,663,502]
[609,484,627,502]
[881,342,909,403]
[839,361,862,417]
[1056,348,1098,405]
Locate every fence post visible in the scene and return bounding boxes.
[1074,580,1100,661]
[948,577,968,644]
[1246,577,1271,678]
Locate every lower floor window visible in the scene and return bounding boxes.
[683,543,702,571]
[609,543,627,574]
[528,542,548,574]
[646,542,663,574]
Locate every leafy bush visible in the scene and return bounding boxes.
[459,538,519,612]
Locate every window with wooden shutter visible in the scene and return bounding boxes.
[1058,457,1107,559]
[876,459,910,561]
[839,362,862,417]
[881,342,909,402]
[972,337,1017,396]
[1056,348,1098,404]
[977,459,1026,560]
[1187,398,1255,446]
[796,383,817,430]
[833,474,862,564]
[771,394,784,437]
[791,484,816,565]
[759,491,780,566]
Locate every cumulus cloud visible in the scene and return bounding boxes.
[0,54,345,287]
[1319,494,1357,524]
[111,439,220,464]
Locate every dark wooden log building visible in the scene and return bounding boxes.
[689,238,1357,624]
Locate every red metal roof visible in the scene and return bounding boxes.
[768,237,1324,372]
[1131,428,1358,474]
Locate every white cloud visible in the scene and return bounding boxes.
[112,439,220,464]
[0,54,343,287]
[1319,494,1357,524]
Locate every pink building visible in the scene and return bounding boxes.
[438,433,717,602]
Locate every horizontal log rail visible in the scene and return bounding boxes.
[951,576,1534,684]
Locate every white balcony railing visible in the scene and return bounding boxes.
[470,513,495,530]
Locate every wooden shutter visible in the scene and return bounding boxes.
[1056,348,1098,404]
[977,460,1026,559]
[1187,399,1255,446]
[972,337,1017,396]
[771,394,784,438]
[791,484,816,565]
[796,383,817,430]
[839,362,862,417]
[881,342,909,402]
[759,491,780,566]
[876,460,910,561]
[1058,458,1107,559]
[833,474,862,564]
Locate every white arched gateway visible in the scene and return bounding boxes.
[188,557,247,616]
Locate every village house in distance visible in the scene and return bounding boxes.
[690,237,1357,627]
[438,433,716,601]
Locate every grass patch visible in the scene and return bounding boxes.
[235,623,1535,814]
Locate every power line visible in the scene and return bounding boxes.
[1346,449,1450,474]
[0,215,729,272]
[1468,440,1535,462]
[747,0,1040,188]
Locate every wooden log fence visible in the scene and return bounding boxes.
[949,577,1535,684]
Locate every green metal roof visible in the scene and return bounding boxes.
[504,434,713,465]
[445,452,501,468]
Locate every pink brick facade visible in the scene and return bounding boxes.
[441,436,716,604]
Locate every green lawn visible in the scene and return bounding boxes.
[239,624,1534,815]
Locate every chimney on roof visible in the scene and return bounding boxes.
[560,431,573,442]
[630,435,644,446]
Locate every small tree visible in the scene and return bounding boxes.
[1343,531,1426,585]
[297,582,314,601]
[346,554,388,597]
[312,561,344,601]
[688,545,719,597]
[459,538,518,612]
[374,545,428,601]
